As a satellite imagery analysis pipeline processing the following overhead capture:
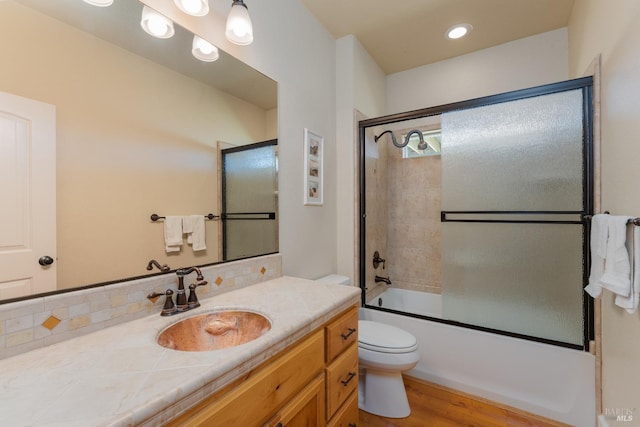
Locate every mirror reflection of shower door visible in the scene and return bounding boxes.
[441,85,592,348]
[221,140,278,261]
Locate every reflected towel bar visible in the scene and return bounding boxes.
[583,213,640,226]
[150,213,219,221]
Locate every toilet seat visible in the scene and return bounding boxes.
[358,320,418,354]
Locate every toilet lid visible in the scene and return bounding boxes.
[358,320,418,354]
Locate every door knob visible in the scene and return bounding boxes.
[38,256,54,266]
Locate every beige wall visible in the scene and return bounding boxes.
[568,0,640,418]
[0,3,270,288]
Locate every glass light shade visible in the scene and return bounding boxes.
[82,0,113,6]
[225,1,253,45]
[192,36,219,62]
[446,23,473,40]
[141,6,175,39]
[174,0,209,17]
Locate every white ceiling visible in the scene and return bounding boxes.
[300,0,575,75]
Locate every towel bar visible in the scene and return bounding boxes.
[583,213,640,226]
[150,213,219,222]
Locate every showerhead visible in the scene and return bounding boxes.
[406,129,427,150]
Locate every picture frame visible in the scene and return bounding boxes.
[303,128,323,206]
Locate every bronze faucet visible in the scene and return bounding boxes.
[147,266,208,316]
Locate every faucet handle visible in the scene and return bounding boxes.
[373,251,386,269]
[161,289,177,316]
[187,281,208,309]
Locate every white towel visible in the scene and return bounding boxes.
[164,216,183,253]
[615,226,640,313]
[585,214,609,298]
[600,215,633,297]
[183,215,206,251]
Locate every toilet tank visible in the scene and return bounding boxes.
[315,274,351,286]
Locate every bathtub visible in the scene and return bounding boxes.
[360,288,596,427]
[369,288,442,318]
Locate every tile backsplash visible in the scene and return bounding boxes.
[0,254,281,360]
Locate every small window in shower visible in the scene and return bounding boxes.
[402,128,442,158]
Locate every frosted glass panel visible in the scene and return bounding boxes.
[441,90,584,211]
[442,223,584,345]
[224,146,277,212]
[223,144,277,260]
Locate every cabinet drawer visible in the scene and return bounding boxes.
[326,343,358,419]
[169,330,324,427]
[327,390,358,427]
[325,306,358,363]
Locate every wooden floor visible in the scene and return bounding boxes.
[358,376,571,427]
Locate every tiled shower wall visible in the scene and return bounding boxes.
[0,254,281,360]
[387,147,442,294]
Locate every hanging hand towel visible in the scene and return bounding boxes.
[600,215,633,297]
[185,214,206,251]
[182,215,195,244]
[164,216,183,253]
[585,214,609,298]
[615,226,640,313]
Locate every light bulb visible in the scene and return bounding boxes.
[174,0,209,17]
[446,24,473,40]
[82,0,113,6]
[192,36,219,62]
[225,0,253,45]
[141,6,175,39]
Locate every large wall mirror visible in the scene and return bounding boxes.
[0,0,278,300]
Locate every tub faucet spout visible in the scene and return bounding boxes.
[375,275,392,285]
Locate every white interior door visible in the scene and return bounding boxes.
[0,91,56,299]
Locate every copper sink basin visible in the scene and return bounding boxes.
[157,310,271,352]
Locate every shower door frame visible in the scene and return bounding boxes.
[358,77,594,351]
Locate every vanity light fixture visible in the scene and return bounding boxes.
[141,6,175,39]
[82,0,114,6]
[446,23,473,40]
[174,0,209,17]
[225,0,253,45]
[192,35,219,62]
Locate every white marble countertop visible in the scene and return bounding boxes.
[0,276,361,427]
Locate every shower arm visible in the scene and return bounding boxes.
[374,129,426,149]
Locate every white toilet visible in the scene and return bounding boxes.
[358,320,419,418]
[315,274,420,418]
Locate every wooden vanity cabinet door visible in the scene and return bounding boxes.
[264,374,325,427]
[325,343,358,419]
[327,390,358,427]
[168,330,324,427]
[325,307,358,363]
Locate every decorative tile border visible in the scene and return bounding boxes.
[0,254,281,360]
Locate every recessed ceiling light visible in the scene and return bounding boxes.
[446,23,473,40]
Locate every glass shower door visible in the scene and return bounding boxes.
[221,140,278,261]
[440,88,591,347]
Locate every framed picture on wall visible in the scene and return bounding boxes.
[303,128,323,206]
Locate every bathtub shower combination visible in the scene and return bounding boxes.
[358,78,596,426]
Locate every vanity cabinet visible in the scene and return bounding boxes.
[324,306,359,427]
[166,305,359,427]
